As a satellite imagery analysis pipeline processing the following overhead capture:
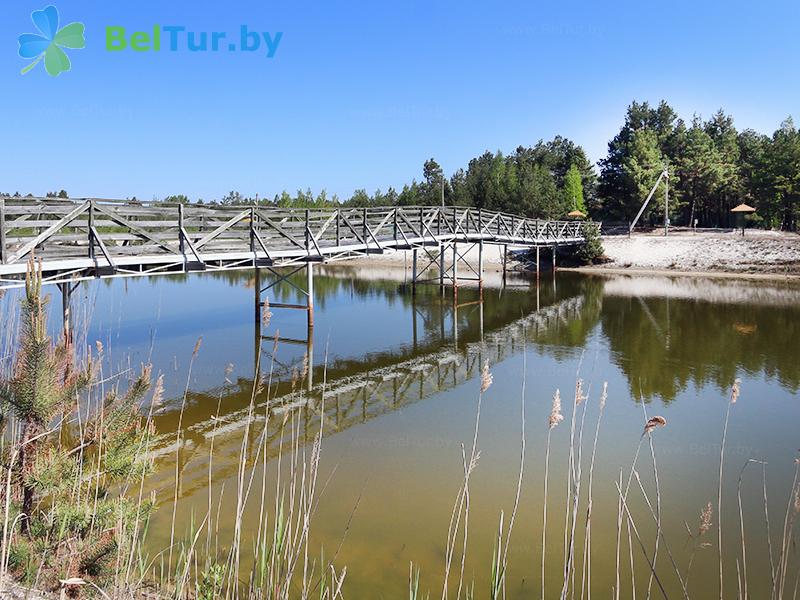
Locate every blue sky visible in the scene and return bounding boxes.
[1,0,798,201]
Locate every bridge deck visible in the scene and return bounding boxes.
[0,198,596,289]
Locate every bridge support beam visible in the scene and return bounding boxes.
[478,241,484,296]
[59,282,72,345]
[452,243,458,299]
[411,248,418,295]
[307,262,315,329]
[501,244,507,286]
[439,244,445,289]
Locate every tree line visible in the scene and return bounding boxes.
[3,100,798,230]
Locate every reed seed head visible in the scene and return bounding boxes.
[643,415,667,435]
[730,378,741,404]
[575,379,588,406]
[699,501,713,536]
[151,374,164,409]
[193,336,203,358]
[262,298,273,327]
[480,360,493,393]
[95,340,104,356]
[548,389,563,430]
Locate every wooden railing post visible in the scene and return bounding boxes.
[419,207,424,239]
[0,197,6,264]
[363,207,368,252]
[336,209,341,247]
[478,208,483,234]
[393,208,398,242]
[178,203,185,254]
[305,209,311,254]
[88,200,95,259]
[249,206,256,254]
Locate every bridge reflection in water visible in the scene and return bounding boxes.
[144,266,589,503]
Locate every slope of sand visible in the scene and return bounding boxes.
[594,230,800,276]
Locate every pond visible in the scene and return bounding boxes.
[2,264,798,598]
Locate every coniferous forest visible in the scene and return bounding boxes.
[5,100,799,231]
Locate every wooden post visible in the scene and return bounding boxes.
[502,243,508,285]
[439,244,445,288]
[477,241,484,295]
[393,208,398,243]
[411,247,418,295]
[306,327,314,391]
[452,242,458,298]
[178,203,185,255]
[363,207,368,253]
[336,209,341,247]
[305,209,311,255]
[59,283,72,344]
[0,197,6,264]
[88,200,95,259]
[254,264,261,324]
[552,245,557,273]
[536,245,540,278]
[249,206,256,256]
[306,261,314,329]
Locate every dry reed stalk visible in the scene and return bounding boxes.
[443,360,491,600]
[615,421,648,600]
[636,396,663,600]
[718,378,740,600]
[614,480,669,600]
[561,379,589,600]
[168,337,202,571]
[542,388,563,600]
[492,347,528,597]
[580,382,607,600]
[775,459,800,599]
[735,459,764,600]
[631,471,690,600]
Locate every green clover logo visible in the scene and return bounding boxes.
[18,5,85,77]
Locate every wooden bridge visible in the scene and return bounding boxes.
[0,197,596,290]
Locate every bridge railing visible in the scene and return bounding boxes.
[0,197,598,267]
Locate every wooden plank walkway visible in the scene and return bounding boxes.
[0,197,597,289]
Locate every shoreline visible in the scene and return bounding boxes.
[558,265,800,283]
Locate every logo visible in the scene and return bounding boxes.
[18,5,85,77]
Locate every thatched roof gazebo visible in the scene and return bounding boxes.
[731,203,756,235]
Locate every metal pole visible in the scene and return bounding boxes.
[306,261,314,329]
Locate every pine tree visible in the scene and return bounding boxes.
[0,259,155,592]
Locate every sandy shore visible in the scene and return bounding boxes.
[576,229,800,279]
[337,230,800,281]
